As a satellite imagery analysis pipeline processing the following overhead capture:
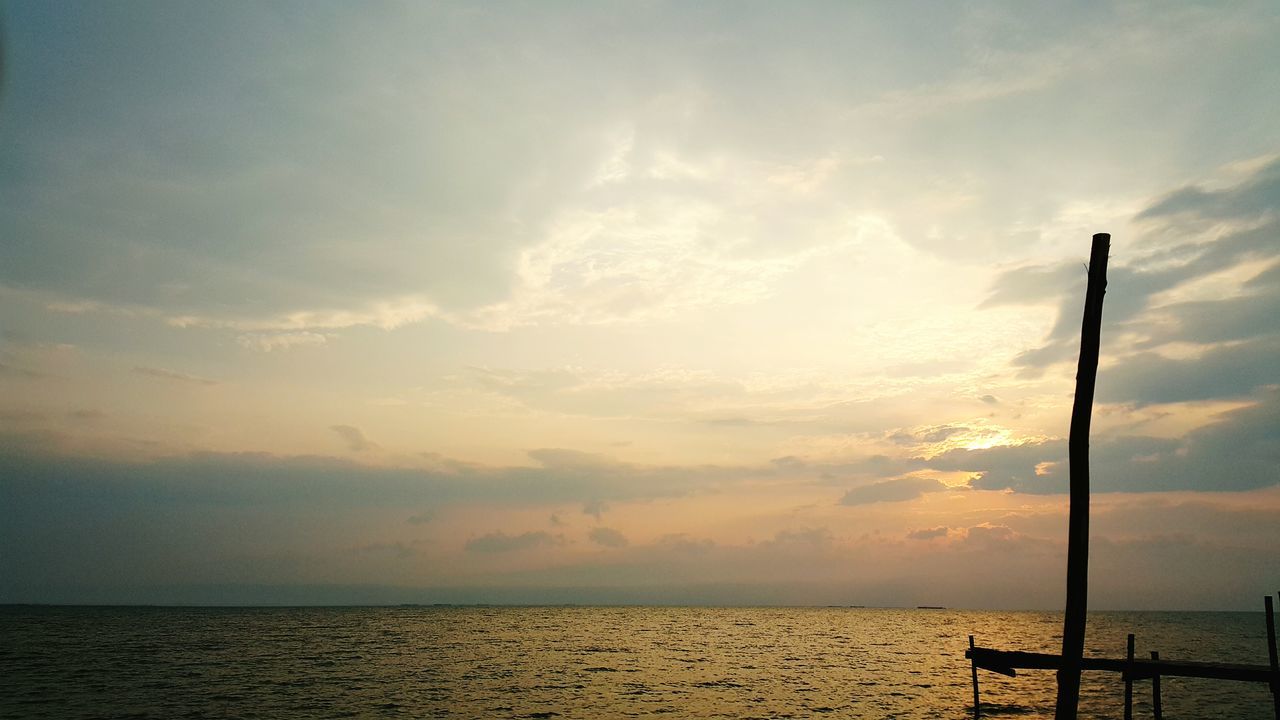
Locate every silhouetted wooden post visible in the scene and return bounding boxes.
[970,635,981,719]
[1150,651,1162,720]
[1266,595,1279,718]
[1124,633,1135,720]
[1055,233,1109,720]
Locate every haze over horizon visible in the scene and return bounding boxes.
[2,1,1279,610]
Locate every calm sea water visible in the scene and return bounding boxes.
[1,606,1274,719]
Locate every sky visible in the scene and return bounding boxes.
[1,1,1278,609]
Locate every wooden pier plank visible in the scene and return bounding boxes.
[966,647,1274,683]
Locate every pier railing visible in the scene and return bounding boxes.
[966,593,1280,719]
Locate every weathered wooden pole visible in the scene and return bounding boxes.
[1054,233,1110,720]
[1124,633,1135,720]
[1266,595,1279,718]
[970,635,981,719]
[1150,651,1163,720]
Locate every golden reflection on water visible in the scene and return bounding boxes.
[2,606,1274,719]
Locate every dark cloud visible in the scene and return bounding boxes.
[528,447,618,469]
[839,476,947,505]
[330,425,376,452]
[956,523,1020,550]
[465,531,561,554]
[761,528,832,547]
[352,542,414,559]
[981,262,1083,309]
[980,394,999,405]
[0,446,699,513]
[907,526,949,540]
[1094,394,1280,493]
[928,441,1065,492]
[1098,336,1280,405]
[655,533,716,555]
[1134,265,1280,349]
[582,499,609,520]
[588,527,629,548]
[1136,157,1280,224]
[406,511,433,525]
[132,366,218,386]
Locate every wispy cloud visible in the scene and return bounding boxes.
[840,477,948,506]
[588,527,629,548]
[330,425,376,453]
[465,531,563,554]
[132,366,218,386]
[236,332,328,352]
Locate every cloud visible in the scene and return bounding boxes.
[330,425,376,452]
[1135,275,1280,349]
[840,476,947,505]
[465,531,561,554]
[0,444,751,517]
[352,542,414,559]
[588,527,629,548]
[175,297,441,334]
[1097,336,1280,405]
[582,499,609,520]
[12,2,1264,341]
[956,523,1021,550]
[907,526,950,540]
[890,424,968,445]
[655,533,716,556]
[406,511,433,526]
[921,390,1280,493]
[1136,156,1280,224]
[986,156,1280,381]
[236,332,328,352]
[3,431,1276,609]
[763,528,833,547]
[927,441,1065,493]
[132,366,218,386]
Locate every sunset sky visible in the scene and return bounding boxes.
[2,1,1278,609]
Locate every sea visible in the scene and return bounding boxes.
[1,606,1275,719]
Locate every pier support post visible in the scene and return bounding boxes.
[1124,634,1134,720]
[1266,595,1279,719]
[1150,651,1162,720]
[970,635,981,719]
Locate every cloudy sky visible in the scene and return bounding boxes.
[2,1,1278,609]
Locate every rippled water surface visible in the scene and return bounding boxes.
[2,606,1274,719]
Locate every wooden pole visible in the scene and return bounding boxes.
[1124,633,1135,720]
[1266,595,1279,718]
[1150,651,1162,720]
[971,634,981,719]
[1055,233,1110,720]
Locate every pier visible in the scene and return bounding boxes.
[965,594,1280,719]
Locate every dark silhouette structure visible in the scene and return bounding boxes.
[1056,233,1110,719]
[969,597,1280,719]
[966,234,1280,719]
